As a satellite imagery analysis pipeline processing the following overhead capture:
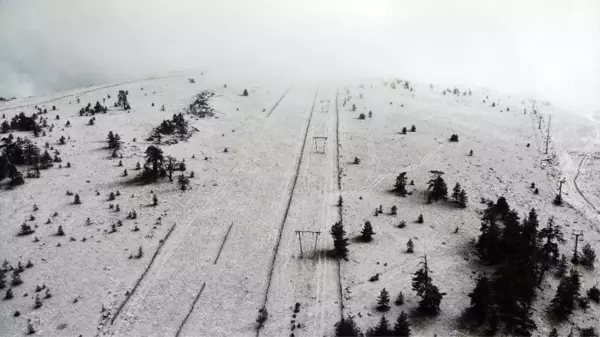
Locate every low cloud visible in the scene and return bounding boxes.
[1,0,599,109]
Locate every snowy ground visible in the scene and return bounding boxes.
[1,73,599,336]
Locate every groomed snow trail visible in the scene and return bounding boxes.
[259,87,341,337]
[108,87,320,337]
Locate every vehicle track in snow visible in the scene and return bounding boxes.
[266,87,292,118]
[256,90,318,336]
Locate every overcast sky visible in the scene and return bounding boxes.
[1,0,599,109]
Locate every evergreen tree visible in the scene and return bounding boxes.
[178,173,190,191]
[395,291,404,305]
[581,243,596,268]
[144,145,164,182]
[334,316,361,337]
[26,319,35,335]
[39,150,53,168]
[467,275,498,332]
[330,221,349,259]
[412,255,445,315]
[538,217,564,283]
[391,205,397,215]
[495,197,510,219]
[539,217,564,262]
[451,183,462,203]
[0,270,5,289]
[393,172,408,196]
[74,194,81,204]
[393,311,411,337]
[153,194,158,206]
[377,288,390,311]
[587,285,600,303]
[367,316,391,337]
[551,268,581,320]
[11,270,22,286]
[406,239,414,253]
[17,223,34,236]
[361,221,375,242]
[427,170,447,202]
[458,189,468,208]
[22,139,40,165]
[580,327,598,337]
[410,125,416,132]
[243,89,249,96]
[33,294,42,309]
[4,288,13,300]
[56,225,65,236]
[417,214,423,223]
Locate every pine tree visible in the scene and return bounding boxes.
[0,270,5,289]
[17,223,35,236]
[580,327,598,337]
[451,183,462,203]
[393,172,408,196]
[361,221,375,242]
[153,194,158,206]
[4,288,13,300]
[393,311,411,337]
[467,275,497,329]
[587,285,600,303]
[330,221,349,259]
[334,316,361,337]
[26,319,35,335]
[395,291,404,305]
[243,89,249,96]
[417,214,423,223]
[412,255,445,315]
[144,145,164,182]
[56,225,65,236]
[477,203,504,263]
[427,170,447,202]
[367,316,391,337]
[11,270,22,286]
[581,243,596,268]
[74,194,81,204]
[33,294,42,309]
[377,288,390,311]
[406,239,414,253]
[551,268,581,320]
[391,205,397,215]
[538,217,564,283]
[22,139,40,165]
[457,189,468,208]
[178,173,190,191]
[401,127,407,134]
[410,125,416,132]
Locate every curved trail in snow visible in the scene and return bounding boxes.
[573,155,597,212]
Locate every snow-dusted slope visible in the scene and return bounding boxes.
[1,74,599,337]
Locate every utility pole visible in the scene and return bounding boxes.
[545,115,551,154]
[571,230,584,263]
[558,178,566,198]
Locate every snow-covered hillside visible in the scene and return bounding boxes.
[1,73,599,337]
